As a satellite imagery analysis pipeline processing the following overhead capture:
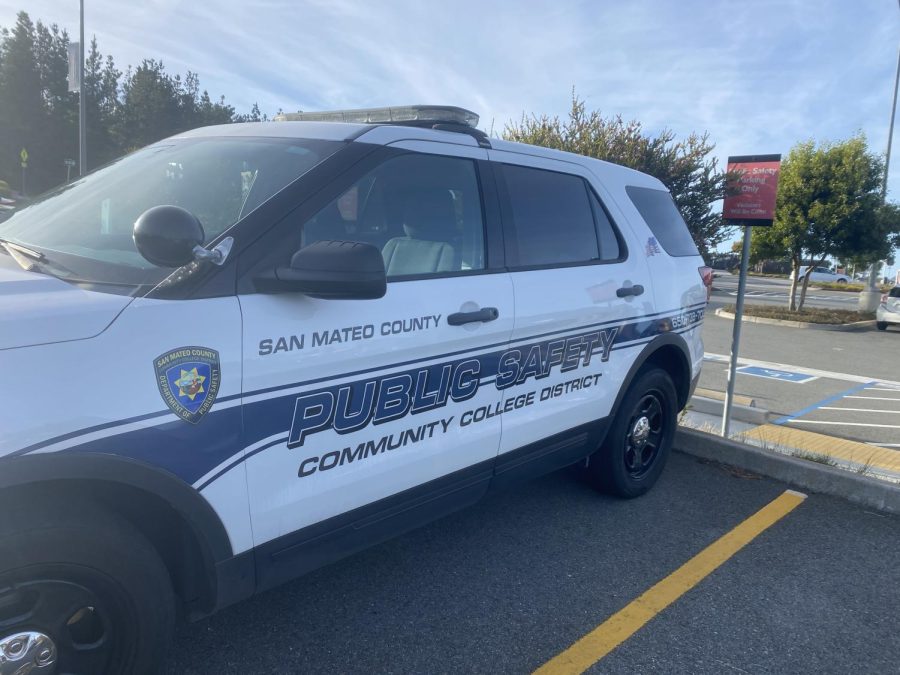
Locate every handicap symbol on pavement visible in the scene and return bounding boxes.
[736,365,817,384]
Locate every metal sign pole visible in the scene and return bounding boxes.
[722,224,753,437]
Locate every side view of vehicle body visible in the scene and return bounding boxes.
[0,106,707,673]
[798,265,850,283]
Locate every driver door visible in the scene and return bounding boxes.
[236,145,513,588]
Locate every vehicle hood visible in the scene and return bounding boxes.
[0,264,132,349]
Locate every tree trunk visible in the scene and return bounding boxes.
[788,257,800,311]
[797,256,829,311]
[798,270,812,311]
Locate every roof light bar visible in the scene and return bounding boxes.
[274,105,479,128]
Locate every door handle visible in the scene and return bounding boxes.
[447,307,500,326]
[616,284,645,298]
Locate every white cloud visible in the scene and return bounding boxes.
[2,0,900,203]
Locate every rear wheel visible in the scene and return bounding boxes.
[585,368,677,498]
[0,501,174,675]
[877,321,888,331]
[837,278,848,284]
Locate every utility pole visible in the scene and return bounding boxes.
[78,0,87,176]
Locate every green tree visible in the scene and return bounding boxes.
[116,59,181,150]
[1,9,260,195]
[503,92,732,256]
[234,102,266,123]
[0,12,44,193]
[33,20,75,188]
[84,37,121,168]
[116,59,237,152]
[751,136,885,310]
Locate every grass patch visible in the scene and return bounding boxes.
[723,304,875,324]
[792,449,838,466]
[810,281,892,293]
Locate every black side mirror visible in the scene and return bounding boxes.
[257,240,387,299]
[134,205,205,267]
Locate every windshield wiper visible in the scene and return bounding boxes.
[0,238,78,277]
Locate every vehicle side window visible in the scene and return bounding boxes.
[588,189,623,262]
[625,185,699,257]
[502,164,600,266]
[300,153,485,278]
[890,287,900,298]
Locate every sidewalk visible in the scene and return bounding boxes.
[681,400,900,485]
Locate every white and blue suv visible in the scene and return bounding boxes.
[0,106,707,674]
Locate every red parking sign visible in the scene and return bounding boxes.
[723,154,781,224]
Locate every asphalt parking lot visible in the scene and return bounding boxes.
[712,274,861,310]
[699,298,900,449]
[770,381,900,447]
[164,452,899,674]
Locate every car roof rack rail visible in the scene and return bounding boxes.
[274,105,491,148]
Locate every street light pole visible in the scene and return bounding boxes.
[78,0,86,176]
[861,0,900,308]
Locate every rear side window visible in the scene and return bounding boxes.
[588,190,622,262]
[625,186,699,257]
[502,164,599,266]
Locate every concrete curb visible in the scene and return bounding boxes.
[688,396,768,424]
[674,427,900,515]
[714,308,875,332]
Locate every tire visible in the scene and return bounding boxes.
[837,278,848,284]
[0,500,174,675]
[585,367,677,498]
[877,321,888,331]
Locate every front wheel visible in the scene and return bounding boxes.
[0,501,174,675]
[585,368,677,498]
[837,278,848,284]
[877,321,888,331]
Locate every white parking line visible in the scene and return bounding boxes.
[818,407,900,413]
[869,442,900,447]
[844,396,900,401]
[786,420,900,429]
[868,387,900,393]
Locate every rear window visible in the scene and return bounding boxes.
[625,186,699,257]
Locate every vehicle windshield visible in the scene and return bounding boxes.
[0,136,342,286]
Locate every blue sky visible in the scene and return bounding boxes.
[3,0,900,264]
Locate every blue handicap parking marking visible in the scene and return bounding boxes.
[736,365,817,383]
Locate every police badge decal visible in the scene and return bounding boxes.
[154,347,221,423]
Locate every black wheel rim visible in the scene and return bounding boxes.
[623,391,665,479]
[0,571,130,675]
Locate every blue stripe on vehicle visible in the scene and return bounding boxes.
[11,304,703,458]
[195,324,702,491]
[9,307,704,486]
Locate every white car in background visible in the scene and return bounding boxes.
[798,266,851,284]
[877,287,900,331]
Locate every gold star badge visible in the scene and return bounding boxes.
[173,367,206,400]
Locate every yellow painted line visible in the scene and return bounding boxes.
[693,387,755,407]
[742,424,900,473]
[533,490,806,675]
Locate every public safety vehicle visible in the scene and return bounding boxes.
[0,106,708,674]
